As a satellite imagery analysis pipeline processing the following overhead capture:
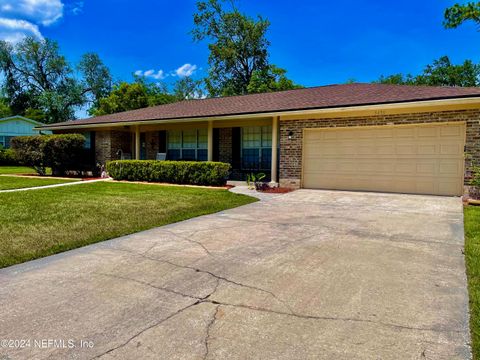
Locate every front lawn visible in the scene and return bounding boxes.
[464,206,480,359]
[0,182,255,268]
[0,166,52,175]
[0,166,38,175]
[0,176,78,190]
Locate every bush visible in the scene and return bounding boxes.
[11,134,85,176]
[106,160,231,186]
[0,148,17,166]
[472,165,480,187]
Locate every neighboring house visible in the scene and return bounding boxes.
[0,115,50,148]
[37,83,480,196]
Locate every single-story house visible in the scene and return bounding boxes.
[0,115,50,148]
[37,83,480,196]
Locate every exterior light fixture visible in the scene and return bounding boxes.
[288,131,294,140]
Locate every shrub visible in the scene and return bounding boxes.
[11,134,85,176]
[106,160,231,186]
[472,166,480,186]
[0,148,17,166]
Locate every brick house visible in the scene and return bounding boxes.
[38,83,480,196]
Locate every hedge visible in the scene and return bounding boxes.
[11,134,85,176]
[0,149,17,166]
[106,160,231,186]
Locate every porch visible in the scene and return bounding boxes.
[91,117,280,182]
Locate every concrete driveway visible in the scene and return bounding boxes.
[0,190,470,359]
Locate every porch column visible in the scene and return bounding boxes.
[270,116,279,185]
[207,120,213,161]
[135,126,140,160]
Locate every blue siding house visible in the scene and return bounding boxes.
[0,116,50,148]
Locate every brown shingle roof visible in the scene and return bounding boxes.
[42,83,480,128]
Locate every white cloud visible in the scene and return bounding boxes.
[135,69,166,80]
[175,63,197,77]
[0,0,64,26]
[67,1,83,15]
[0,0,65,43]
[0,17,43,43]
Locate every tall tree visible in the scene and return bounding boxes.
[91,78,177,116]
[0,37,112,123]
[192,0,298,96]
[247,65,301,93]
[173,77,205,100]
[78,53,113,110]
[444,2,480,29]
[376,56,480,87]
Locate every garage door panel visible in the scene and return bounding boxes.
[440,144,463,155]
[418,127,438,137]
[303,123,465,196]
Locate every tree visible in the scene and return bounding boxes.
[376,56,480,87]
[173,77,205,100]
[78,53,113,110]
[91,79,177,116]
[444,2,480,29]
[0,97,12,118]
[416,57,479,87]
[0,37,112,123]
[247,65,301,93]
[192,0,298,96]
[376,74,415,85]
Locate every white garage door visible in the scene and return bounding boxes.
[302,122,465,196]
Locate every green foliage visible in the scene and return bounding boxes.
[376,56,480,87]
[247,65,301,94]
[246,172,266,189]
[92,79,177,116]
[107,160,231,186]
[192,0,298,96]
[471,165,480,189]
[78,53,113,110]
[0,37,111,123]
[377,73,415,85]
[444,2,480,29]
[11,134,85,176]
[0,148,17,165]
[173,77,205,100]
[24,108,47,122]
[0,97,12,118]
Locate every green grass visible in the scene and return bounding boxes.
[0,166,37,175]
[0,182,256,268]
[465,206,480,359]
[0,176,78,190]
[0,166,52,175]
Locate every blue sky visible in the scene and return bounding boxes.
[1,0,479,88]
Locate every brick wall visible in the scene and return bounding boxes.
[94,130,132,165]
[145,131,159,159]
[279,109,480,190]
[218,128,233,164]
[94,131,112,165]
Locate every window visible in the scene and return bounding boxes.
[167,129,208,161]
[0,136,14,149]
[83,132,92,149]
[241,126,272,170]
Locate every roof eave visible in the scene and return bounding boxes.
[35,96,480,131]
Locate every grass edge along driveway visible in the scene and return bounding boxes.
[465,205,480,359]
[0,181,256,268]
